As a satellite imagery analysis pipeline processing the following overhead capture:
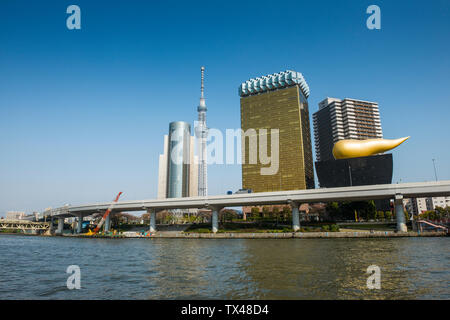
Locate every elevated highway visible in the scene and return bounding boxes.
[44,180,450,234]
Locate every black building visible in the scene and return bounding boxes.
[315,153,393,188]
[315,154,393,210]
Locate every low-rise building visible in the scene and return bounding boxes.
[404,196,450,215]
[6,211,25,220]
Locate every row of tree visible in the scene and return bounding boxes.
[418,206,450,221]
[325,201,401,221]
[105,203,450,227]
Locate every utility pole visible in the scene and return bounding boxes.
[432,159,438,181]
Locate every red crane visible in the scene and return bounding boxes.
[92,192,123,234]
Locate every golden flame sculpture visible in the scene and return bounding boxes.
[332,137,409,160]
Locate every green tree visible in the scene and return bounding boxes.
[273,207,280,225]
[262,206,270,218]
[367,200,377,220]
[385,211,392,220]
[250,207,260,221]
[377,211,385,220]
[326,202,340,217]
[435,206,445,220]
[273,207,280,215]
[282,206,291,222]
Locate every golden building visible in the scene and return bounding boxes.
[239,70,315,192]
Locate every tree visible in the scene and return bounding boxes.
[326,202,340,217]
[110,214,120,229]
[435,206,446,220]
[262,206,270,218]
[251,207,260,220]
[272,207,280,216]
[377,211,384,221]
[273,207,280,224]
[445,206,450,217]
[282,206,291,222]
[385,211,392,220]
[220,209,238,223]
[367,201,377,220]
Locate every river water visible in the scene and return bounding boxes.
[0,234,448,299]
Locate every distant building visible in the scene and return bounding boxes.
[239,70,314,192]
[313,97,382,162]
[404,196,450,215]
[312,97,388,188]
[6,211,25,220]
[157,121,198,199]
[313,97,390,210]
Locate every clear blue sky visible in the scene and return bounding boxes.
[0,0,449,215]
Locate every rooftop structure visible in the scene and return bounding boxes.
[239,70,310,99]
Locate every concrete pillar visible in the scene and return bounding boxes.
[291,202,300,231]
[77,215,83,234]
[395,194,407,232]
[104,214,111,233]
[211,207,221,233]
[57,218,64,234]
[148,209,156,233]
[49,217,54,233]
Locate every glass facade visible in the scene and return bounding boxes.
[167,121,191,198]
[240,85,315,192]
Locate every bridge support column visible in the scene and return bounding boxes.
[395,194,407,232]
[148,209,156,233]
[291,202,300,232]
[77,214,83,234]
[104,214,111,233]
[211,207,222,233]
[57,218,64,234]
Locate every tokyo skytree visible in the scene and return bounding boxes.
[196,66,208,196]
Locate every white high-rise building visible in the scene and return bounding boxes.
[157,122,198,199]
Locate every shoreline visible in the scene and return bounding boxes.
[51,230,448,239]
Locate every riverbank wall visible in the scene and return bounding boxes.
[60,230,448,239]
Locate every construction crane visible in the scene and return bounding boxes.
[90,192,123,235]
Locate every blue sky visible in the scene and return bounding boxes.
[0,0,449,215]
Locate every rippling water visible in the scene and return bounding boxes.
[0,234,448,299]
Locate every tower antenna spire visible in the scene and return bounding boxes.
[196,66,208,196]
[201,66,205,99]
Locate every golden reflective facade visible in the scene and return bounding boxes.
[332,137,409,160]
[240,85,315,192]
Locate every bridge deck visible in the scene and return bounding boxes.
[43,180,450,217]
